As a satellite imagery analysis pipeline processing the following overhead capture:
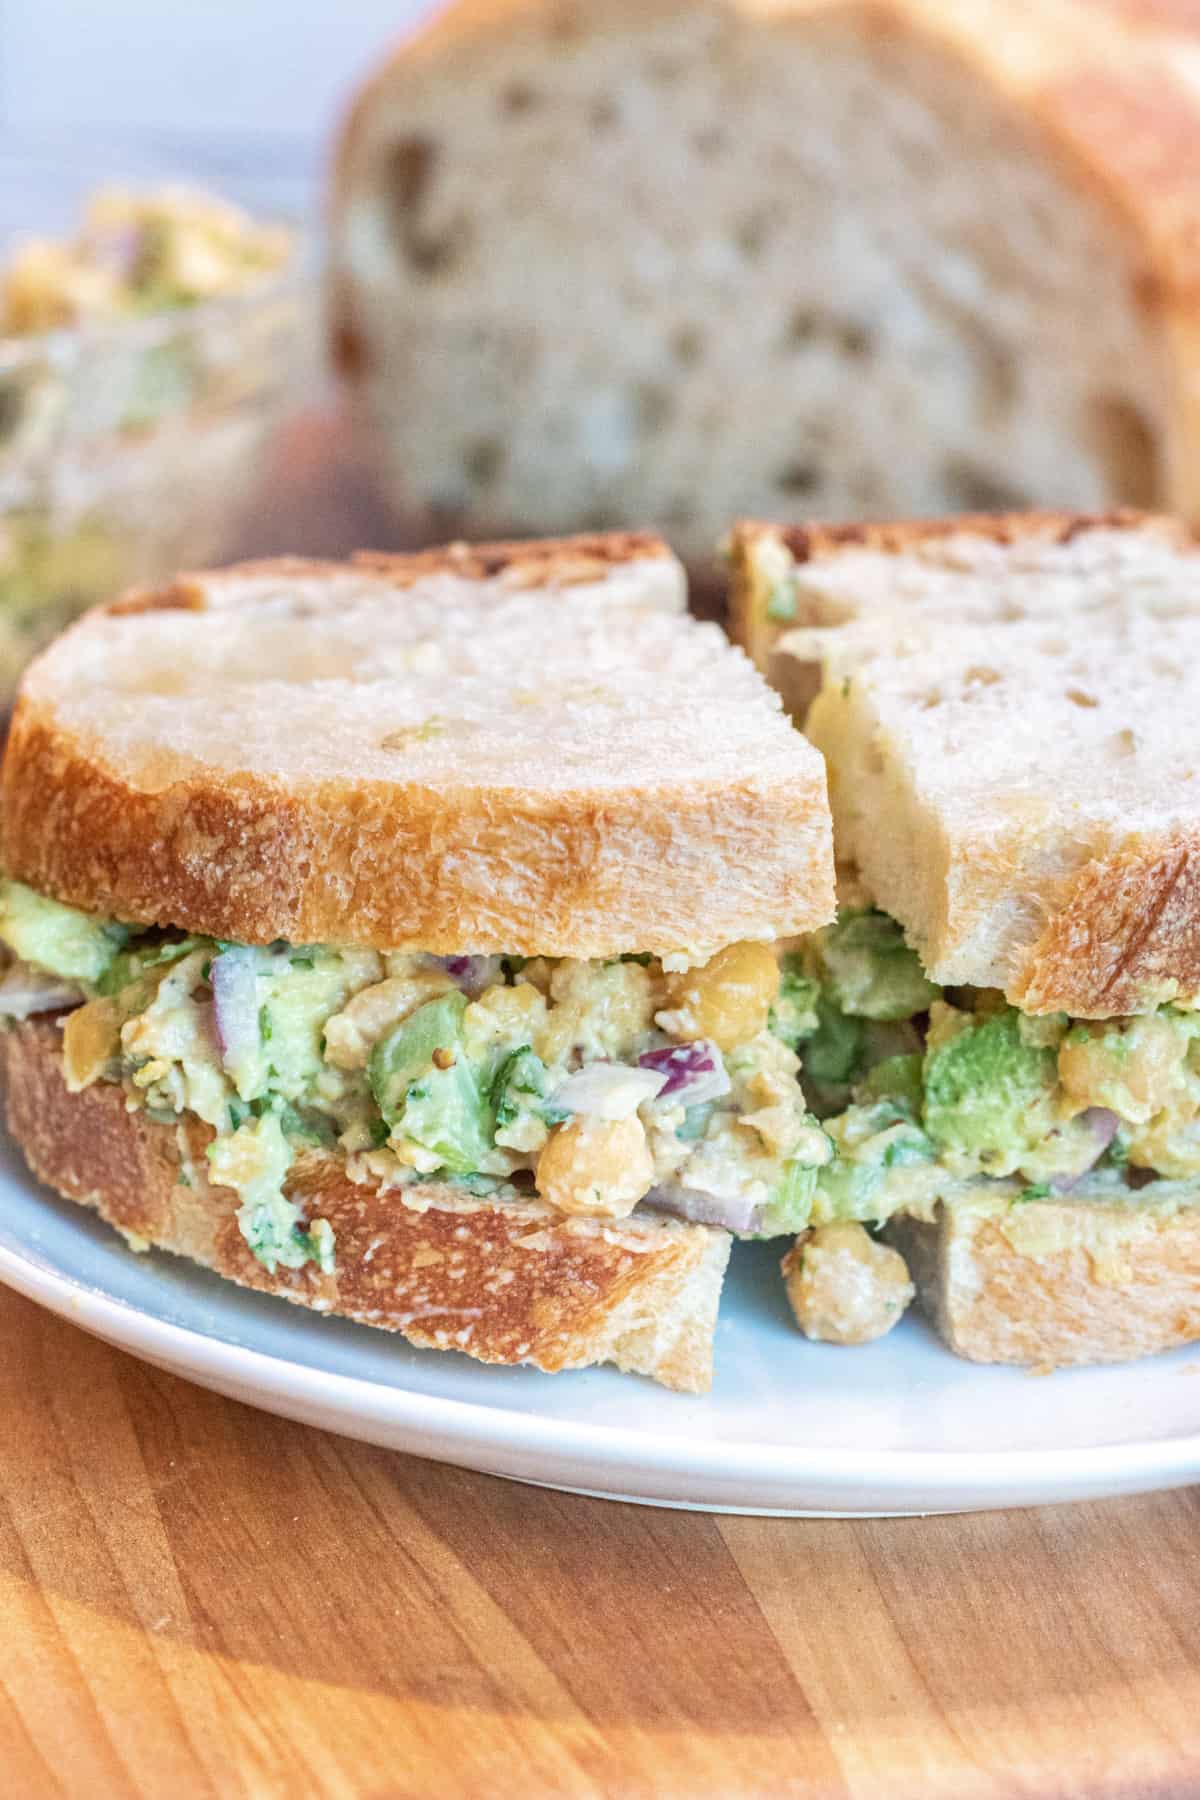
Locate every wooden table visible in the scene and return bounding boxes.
[3,413,1199,1798]
[2,1281,1199,1798]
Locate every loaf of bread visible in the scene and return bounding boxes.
[330,0,1200,562]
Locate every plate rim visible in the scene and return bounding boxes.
[4,1230,1200,1500]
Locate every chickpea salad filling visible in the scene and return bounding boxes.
[776,905,1200,1227]
[0,881,834,1277]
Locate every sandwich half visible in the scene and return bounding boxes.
[734,508,1200,1366]
[0,533,835,1390]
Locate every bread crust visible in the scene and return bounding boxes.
[2,538,833,956]
[728,507,1193,669]
[2,1020,730,1390]
[890,1192,1200,1365]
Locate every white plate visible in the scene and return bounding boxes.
[2,1133,1200,1515]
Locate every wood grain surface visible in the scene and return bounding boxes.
[1,1283,1199,1799]
[2,411,1199,1798]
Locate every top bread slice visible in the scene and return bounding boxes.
[331,0,1200,564]
[729,508,1196,701]
[751,510,1200,1016]
[1,533,835,957]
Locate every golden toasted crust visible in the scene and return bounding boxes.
[2,1021,730,1391]
[113,534,678,613]
[1,537,833,956]
[891,1194,1200,1365]
[351,531,676,585]
[728,507,1191,668]
[1013,833,1200,1014]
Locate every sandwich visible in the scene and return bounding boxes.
[330,0,1200,567]
[731,508,1200,1367]
[0,532,835,1391]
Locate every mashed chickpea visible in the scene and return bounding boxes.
[783,1221,914,1345]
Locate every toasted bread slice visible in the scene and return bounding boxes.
[2,534,833,957]
[331,0,1200,562]
[889,1186,1200,1367]
[4,1019,730,1391]
[740,510,1200,1014]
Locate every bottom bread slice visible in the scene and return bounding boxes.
[889,1190,1200,1366]
[3,1021,731,1391]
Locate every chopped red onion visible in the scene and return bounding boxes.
[1049,1107,1120,1193]
[638,1039,730,1107]
[551,1061,668,1120]
[0,961,83,1019]
[210,947,263,1091]
[426,954,504,997]
[640,1181,760,1234]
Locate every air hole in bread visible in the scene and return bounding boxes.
[775,461,821,496]
[670,325,704,366]
[735,215,772,260]
[783,307,817,348]
[1039,638,1068,657]
[382,137,469,278]
[942,457,1030,513]
[499,80,541,115]
[463,438,505,487]
[589,96,619,132]
[963,665,1002,690]
[1065,686,1099,708]
[1088,395,1160,507]
[385,137,435,215]
[331,317,366,381]
[838,321,873,359]
[1111,729,1137,757]
[692,124,727,158]
[918,689,943,710]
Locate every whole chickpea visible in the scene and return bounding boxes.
[535,1114,655,1219]
[782,1221,914,1345]
[663,941,780,1052]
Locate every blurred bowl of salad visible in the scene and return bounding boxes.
[0,183,308,702]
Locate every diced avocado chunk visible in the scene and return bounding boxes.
[490,1045,565,1130]
[814,908,939,1022]
[96,935,204,996]
[210,1110,332,1275]
[257,958,352,1100]
[859,1052,924,1113]
[370,992,469,1118]
[369,992,492,1172]
[768,953,821,1050]
[923,1006,1059,1172]
[400,1063,493,1173]
[0,880,125,982]
[812,1101,936,1223]
[803,995,865,1086]
[755,1157,819,1238]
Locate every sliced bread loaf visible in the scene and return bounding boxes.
[332,0,1200,561]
